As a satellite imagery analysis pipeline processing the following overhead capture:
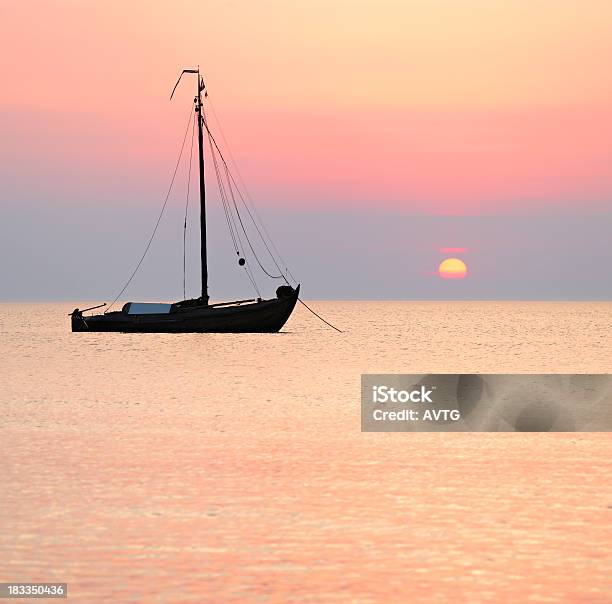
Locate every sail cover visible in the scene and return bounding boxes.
[124,303,172,315]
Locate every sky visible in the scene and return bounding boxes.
[1,0,612,300]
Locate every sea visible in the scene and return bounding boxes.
[1,301,611,603]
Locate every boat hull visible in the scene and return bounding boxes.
[72,286,299,333]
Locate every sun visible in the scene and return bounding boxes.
[438,257,468,279]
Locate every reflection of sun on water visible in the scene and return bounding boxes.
[438,257,467,279]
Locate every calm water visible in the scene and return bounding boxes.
[2,302,611,603]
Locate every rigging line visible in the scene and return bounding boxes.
[206,125,267,301]
[298,298,343,333]
[205,115,287,280]
[218,160,245,256]
[205,127,235,248]
[183,112,196,299]
[211,135,338,329]
[207,129,240,254]
[202,115,289,284]
[244,262,262,298]
[222,160,285,280]
[207,129,261,298]
[105,103,194,313]
[207,97,299,284]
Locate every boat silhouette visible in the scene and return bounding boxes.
[71,68,299,333]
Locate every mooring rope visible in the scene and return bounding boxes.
[298,298,343,333]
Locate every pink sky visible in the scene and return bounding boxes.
[2,0,612,214]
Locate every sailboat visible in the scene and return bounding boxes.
[71,68,299,333]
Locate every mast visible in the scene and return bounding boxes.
[170,67,208,303]
[195,71,209,304]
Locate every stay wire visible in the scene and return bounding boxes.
[204,103,343,333]
[208,118,287,281]
[222,160,284,280]
[205,119,272,295]
[202,114,288,283]
[106,103,194,313]
[207,128,261,298]
[210,124,342,333]
[207,97,299,285]
[208,129,239,254]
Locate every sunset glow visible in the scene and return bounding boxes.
[2,1,612,302]
[440,247,467,254]
[2,1,611,214]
